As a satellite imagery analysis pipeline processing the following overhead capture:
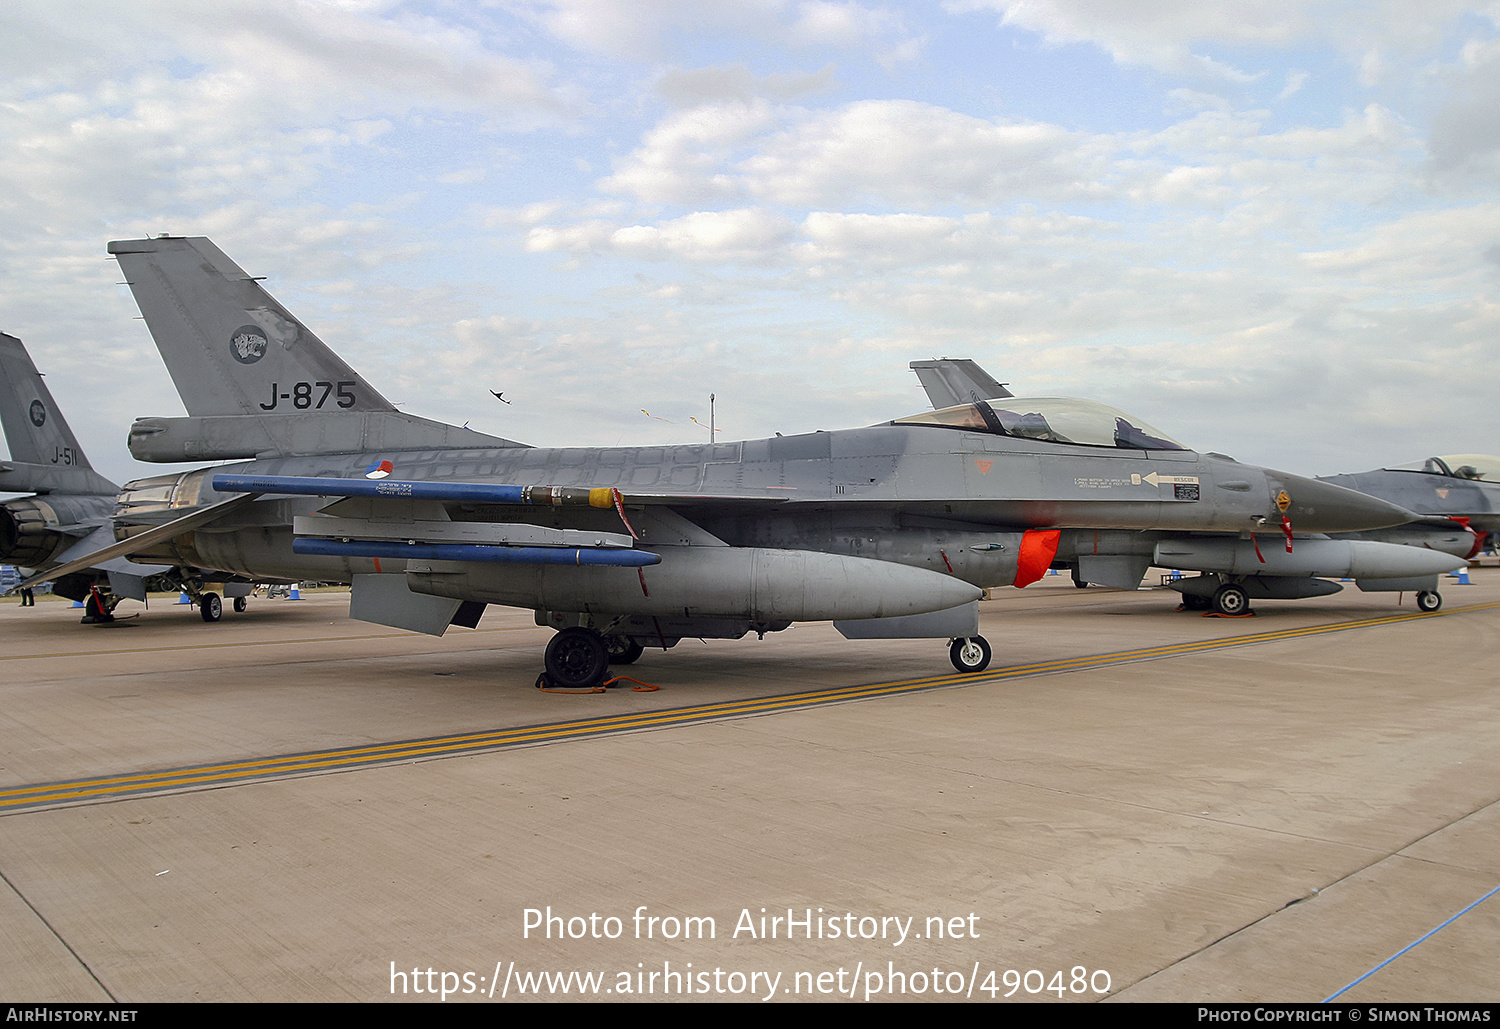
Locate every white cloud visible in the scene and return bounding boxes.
[742,100,1106,207]
[600,100,779,204]
[654,63,837,108]
[945,0,1307,80]
[509,0,917,60]
[946,0,1485,87]
[610,209,797,262]
[1429,32,1500,185]
[597,97,1106,210]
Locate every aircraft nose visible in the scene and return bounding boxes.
[1270,472,1417,533]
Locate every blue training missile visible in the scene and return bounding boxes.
[213,474,621,509]
[291,538,660,567]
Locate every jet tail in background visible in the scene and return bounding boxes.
[0,333,119,496]
[108,237,525,462]
[910,358,1012,408]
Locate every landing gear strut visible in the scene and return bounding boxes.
[81,590,116,624]
[605,635,645,665]
[949,635,992,673]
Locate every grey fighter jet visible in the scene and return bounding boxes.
[910,358,1469,614]
[0,333,261,622]
[1318,455,1500,569]
[0,331,128,620]
[25,237,1442,688]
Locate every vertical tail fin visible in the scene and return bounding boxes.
[909,359,1013,408]
[109,236,524,461]
[108,237,396,418]
[0,334,117,495]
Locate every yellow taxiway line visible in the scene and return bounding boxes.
[5,601,1495,815]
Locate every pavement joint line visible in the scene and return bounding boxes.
[0,626,536,662]
[4,599,1497,815]
[1119,789,1500,1001]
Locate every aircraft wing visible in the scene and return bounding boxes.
[51,523,173,576]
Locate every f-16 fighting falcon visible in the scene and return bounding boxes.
[19,237,1449,688]
[0,332,261,622]
[910,358,1469,615]
[1318,455,1500,575]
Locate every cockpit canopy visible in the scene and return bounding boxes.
[892,396,1187,452]
[1388,454,1500,482]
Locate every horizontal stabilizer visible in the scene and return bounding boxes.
[14,492,259,591]
[54,524,173,577]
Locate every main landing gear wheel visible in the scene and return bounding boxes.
[233,596,247,613]
[949,635,992,674]
[545,627,610,688]
[199,593,222,623]
[605,635,645,665]
[1212,584,1250,616]
[1417,590,1442,612]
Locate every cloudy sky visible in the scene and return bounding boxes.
[2,0,1498,484]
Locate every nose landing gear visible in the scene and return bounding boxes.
[949,635,992,673]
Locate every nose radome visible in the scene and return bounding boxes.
[1270,472,1418,533]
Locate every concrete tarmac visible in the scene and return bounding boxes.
[1,573,1497,1003]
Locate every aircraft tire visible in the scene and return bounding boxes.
[605,635,645,665]
[233,596,247,613]
[200,593,222,623]
[1212,584,1250,616]
[545,627,610,688]
[1417,590,1442,612]
[949,635,992,674]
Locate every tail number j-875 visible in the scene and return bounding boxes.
[260,381,357,411]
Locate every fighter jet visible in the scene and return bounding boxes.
[910,358,1469,614]
[25,237,1439,688]
[0,332,258,622]
[1318,455,1500,570]
[0,331,127,620]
